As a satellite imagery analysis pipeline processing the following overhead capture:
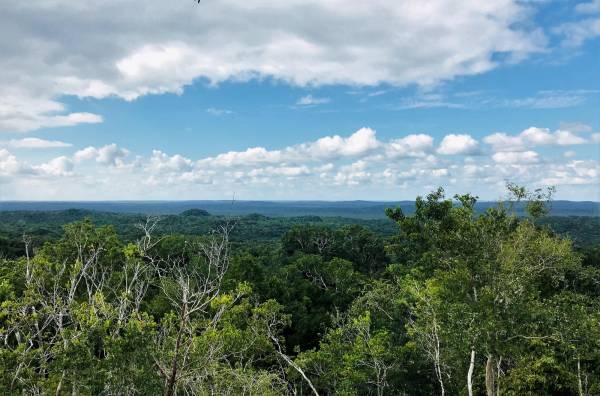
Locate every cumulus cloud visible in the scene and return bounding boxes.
[437,134,479,155]
[431,168,449,177]
[333,160,371,186]
[386,134,434,158]
[299,127,380,159]
[0,149,33,177]
[36,156,74,177]
[484,126,588,151]
[541,160,600,186]
[74,144,130,166]
[200,147,284,168]
[0,149,74,179]
[0,0,546,132]
[249,165,311,178]
[0,126,596,200]
[149,150,194,173]
[492,150,540,164]
[199,127,380,167]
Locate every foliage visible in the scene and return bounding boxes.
[0,185,598,395]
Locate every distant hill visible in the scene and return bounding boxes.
[0,209,397,253]
[0,208,597,258]
[0,200,598,218]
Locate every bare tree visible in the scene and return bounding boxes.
[264,309,320,396]
[147,224,239,396]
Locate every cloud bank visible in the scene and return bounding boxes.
[0,0,547,132]
[1,126,597,200]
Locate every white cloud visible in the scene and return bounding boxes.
[201,146,284,168]
[300,127,380,159]
[541,160,600,186]
[505,94,585,109]
[0,149,74,179]
[483,133,522,151]
[36,156,74,177]
[3,137,72,149]
[0,94,103,133]
[591,133,600,143]
[553,130,588,145]
[398,101,464,109]
[199,127,381,167]
[437,134,479,155]
[553,13,600,47]
[333,160,371,186]
[314,163,334,173]
[559,122,593,133]
[74,144,130,166]
[0,0,546,132]
[501,90,599,110]
[249,165,311,178]
[367,90,388,97]
[521,127,556,145]
[492,150,539,164]
[0,126,597,200]
[431,168,449,177]
[296,95,330,106]
[484,126,587,151]
[576,0,600,14]
[206,108,234,116]
[149,150,194,173]
[0,149,33,177]
[555,2,600,48]
[394,90,598,111]
[386,134,434,158]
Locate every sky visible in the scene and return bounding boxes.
[0,0,599,201]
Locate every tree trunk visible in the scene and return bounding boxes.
[577,357,583,396]
[56,371,65,396]
[271,335,319,396]
[435,358,445,396]
[496,356,502,396]
[164,308,187,396]
[467,349,475,396]
[485,355,495,396]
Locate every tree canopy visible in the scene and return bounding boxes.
[0,185,598,395]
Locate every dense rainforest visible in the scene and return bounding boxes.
[0,207,597,255]
[0,186,599,395]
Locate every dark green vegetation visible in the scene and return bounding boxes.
[0,209,398,254]
[0,208,597,256]
[1,199,598,218]
[0,187,599,395]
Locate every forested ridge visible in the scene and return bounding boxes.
[0,208,597,256]
[0,186,599,395]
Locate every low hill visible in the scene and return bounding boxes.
[0,200,598,218]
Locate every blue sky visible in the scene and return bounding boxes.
[0,0,599,201]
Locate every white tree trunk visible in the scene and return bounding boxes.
[467,349,475,396]
[577,357,584,396]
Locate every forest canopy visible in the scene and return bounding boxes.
[0,186,599,395]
